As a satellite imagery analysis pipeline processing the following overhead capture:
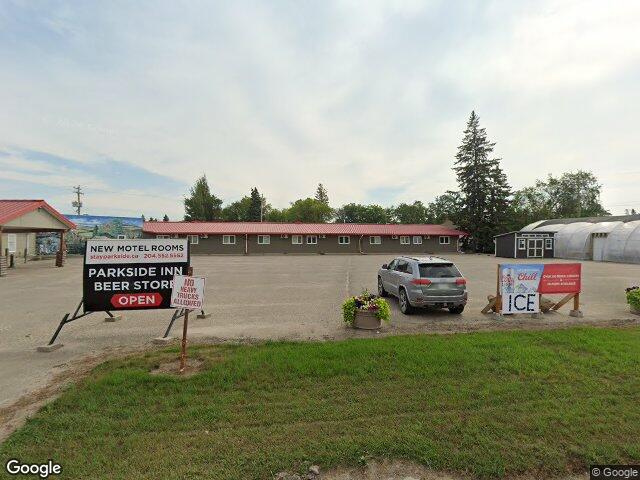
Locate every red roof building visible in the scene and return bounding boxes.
[143,221,466,255]
[0,200,76,271]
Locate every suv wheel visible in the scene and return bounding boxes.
[399,288,413,315]
[377,277,388,297]
[449,305,464,314]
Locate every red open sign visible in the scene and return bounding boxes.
[110,293,163,308]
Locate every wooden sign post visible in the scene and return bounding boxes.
[482,263,583,317]
[170,267,206,374]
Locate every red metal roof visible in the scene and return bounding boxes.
[0,200,76,229]
[143,221,466,237]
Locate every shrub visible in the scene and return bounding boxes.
[342,291,391,325]
[626,286,640,310]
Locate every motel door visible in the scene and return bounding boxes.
[527,238,543,258]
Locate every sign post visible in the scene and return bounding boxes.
[170,268,206,373]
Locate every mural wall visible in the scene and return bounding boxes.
[36,215,144,255]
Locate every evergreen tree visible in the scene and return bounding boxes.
[162,214,169,222]
[248,187,263,221]
[315,183,329,205]
[184,175,222,221]
[453,111,510,252]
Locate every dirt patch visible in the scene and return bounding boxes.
[0,345,150,443]
[149,357,205,377]
[322,459,588,480]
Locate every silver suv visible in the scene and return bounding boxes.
[377,256,468,314]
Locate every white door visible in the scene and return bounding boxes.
[527,238,543,258]
[592,235,606,261]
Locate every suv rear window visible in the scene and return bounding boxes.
[419,263,461,278]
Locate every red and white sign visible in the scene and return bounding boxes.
[539,264,581,294]
[170,275,206,310]
[110,293,163,309]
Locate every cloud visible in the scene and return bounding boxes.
[0,0,638,216]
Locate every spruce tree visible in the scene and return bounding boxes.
[454,111,510,252]
[315,183,329,205]
[183,175,223,221]
[248,187,263,221]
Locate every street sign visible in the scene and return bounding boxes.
[83,238,189,312]
[170,274,206,311]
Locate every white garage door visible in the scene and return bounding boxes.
[592,235,606,261]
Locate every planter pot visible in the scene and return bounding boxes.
[352,309,382,330]
[630,305,640,316]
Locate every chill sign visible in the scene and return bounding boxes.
[83,238,189,312]
[503,293,540,314]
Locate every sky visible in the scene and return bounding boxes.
[1,0,639,219]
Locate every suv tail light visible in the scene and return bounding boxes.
[455,278,467,285]
[411,279,432,285]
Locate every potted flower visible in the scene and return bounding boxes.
[342,290,391,330]
[626,286,640,315]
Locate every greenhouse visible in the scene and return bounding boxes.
[503,215,640,264]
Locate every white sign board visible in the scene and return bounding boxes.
[502,293,540,315]
[170,275,206,310]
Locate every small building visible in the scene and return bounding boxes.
[142,221,467,255]
[0,200,76,275]
[494,231,556,259]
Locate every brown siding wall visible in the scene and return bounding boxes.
[145,233,460,255]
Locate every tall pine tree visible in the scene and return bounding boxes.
[315,183,329,205]
[248,187,263,221]
[454,111,510,252]
[184,175,222,221]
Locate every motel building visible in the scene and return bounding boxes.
[142,221,466,255]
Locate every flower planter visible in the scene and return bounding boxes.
[352,309,382,330]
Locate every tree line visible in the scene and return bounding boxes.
[181,111,610,252]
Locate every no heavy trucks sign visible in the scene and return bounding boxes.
[83,238,189,312]
[171,275,206,310]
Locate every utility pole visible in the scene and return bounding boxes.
[72,185,84,215]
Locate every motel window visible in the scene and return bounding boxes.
[291,235,303,245]
[156,235,169,239]
[518,238,526,250]
[188,235,199,245]
[223,235,236,245]
[399,236,410,245]
[338,236,350,245]
[369,236,382,245]
[306,235,318,245]
[545,238,553,249]
[7,234,17,253]
[257,235,270,245]
[439,236,450,245]
[413,236,422,245]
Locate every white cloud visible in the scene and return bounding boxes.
[0,0,639,216]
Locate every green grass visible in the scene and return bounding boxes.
[2,328,640,479]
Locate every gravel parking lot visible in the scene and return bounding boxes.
[1,253,639,426]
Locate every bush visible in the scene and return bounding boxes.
[342,291,391,325]
[626,286,640,310]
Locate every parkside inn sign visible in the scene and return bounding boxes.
[83,238,189,311]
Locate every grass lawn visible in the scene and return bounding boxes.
[2,327,640,479]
